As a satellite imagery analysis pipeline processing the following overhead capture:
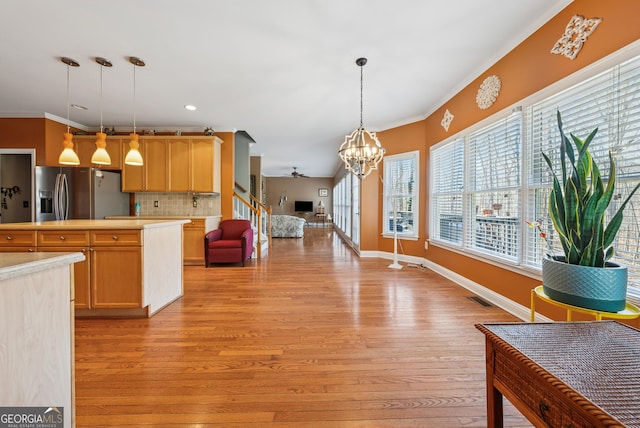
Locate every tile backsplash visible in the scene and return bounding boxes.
[134,193,221,216]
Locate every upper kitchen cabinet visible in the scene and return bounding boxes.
[190,137,222,193]
[143,139,169,192]
[167,138,191,192]
[123,136,222,193]
[74,135,123,170]
[122,138,168,192]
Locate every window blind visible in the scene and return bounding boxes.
[431,139,464,245]
[524,54,640,291]
[383,151,419,237]
[466,113,522,261]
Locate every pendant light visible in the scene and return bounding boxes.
[125,56,145,166]
[338,57,385,180]
[58,57,81,165]
[91,57,112,165]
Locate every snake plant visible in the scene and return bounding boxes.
[542,111,640,267]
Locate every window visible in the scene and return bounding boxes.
[466,113,522,261]
[383,151,419,239]
[431,139,464,245]
[429,48,640,291]
[524,53,640,289]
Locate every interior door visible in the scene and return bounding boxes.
[0,153,33,223]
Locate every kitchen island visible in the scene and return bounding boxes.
[0,219,188,317]
[0,252,84,427]
[106,215,221,265]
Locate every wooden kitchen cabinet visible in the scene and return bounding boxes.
[40,246,90,308]
[37,230,91,309]
[191,137,222,193]
[183,219,206,265]
[34,229,142,310]
[122,136,221,193]
[122,138,168,192]
[0,219,185,318]
[144,139,168,192]
[0,230,37,253]
[74,135,123,170]
[167,138,191,192]
[90,230,143,308]
[122,141,145,191]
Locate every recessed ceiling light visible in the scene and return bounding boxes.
[184,104,197,111]
[71,104,88,110]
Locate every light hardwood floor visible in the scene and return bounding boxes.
[75,227,532,427]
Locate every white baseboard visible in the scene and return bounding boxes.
[360,250,552,322]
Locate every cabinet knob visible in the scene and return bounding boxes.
[28,248,34,252]
[59,236,66,241]
[81,248,87,254]
[6,236,12,241]
[112,235,119,241]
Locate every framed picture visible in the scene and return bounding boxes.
[318,188,329,197]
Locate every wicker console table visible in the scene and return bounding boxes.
[476,322,640,427]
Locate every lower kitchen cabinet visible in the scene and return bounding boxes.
[0,219,186,317]
[91,246,142,308]
[183,219,206,265]
[40,246,91,309]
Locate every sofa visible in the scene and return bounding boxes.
[271,215,306,238]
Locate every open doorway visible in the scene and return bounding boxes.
[0,150,35,223]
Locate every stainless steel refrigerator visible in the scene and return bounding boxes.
[34,167,130,221]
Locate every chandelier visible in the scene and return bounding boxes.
[338,57,385,180]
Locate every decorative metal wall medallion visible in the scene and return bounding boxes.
[550,14,602,60]
[441,109,454,131]
[476,75,501,110]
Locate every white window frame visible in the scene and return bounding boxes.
[428,42,640,297]
[383,150,419,240]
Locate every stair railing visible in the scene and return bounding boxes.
[233,191,271,258]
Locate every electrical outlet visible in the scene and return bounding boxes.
[193,200,197,208]
[424,240,429,250]
[154,201,159,208]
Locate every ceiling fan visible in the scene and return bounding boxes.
[290,167,309,178]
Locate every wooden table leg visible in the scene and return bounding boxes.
[485,339,504,428]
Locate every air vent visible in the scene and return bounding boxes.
[468,296,494,307]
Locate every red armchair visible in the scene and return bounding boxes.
[204,219,254,267]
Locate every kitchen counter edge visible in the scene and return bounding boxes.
[0,219,190,230]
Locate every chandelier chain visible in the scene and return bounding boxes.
[360,64,363,127]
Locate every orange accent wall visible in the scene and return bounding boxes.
[216,131,235,220]
[359,169,381,251]
[0,118,47,164]
[0,118,78,166]
[360,0,640,324]
[367,120,426,255]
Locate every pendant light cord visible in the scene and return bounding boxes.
[99,64,103,133]
[133,64,137,134]
[66,64,71,133]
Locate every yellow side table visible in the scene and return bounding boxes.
[530,285,640,322]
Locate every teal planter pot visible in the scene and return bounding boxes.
[542,256,627,313]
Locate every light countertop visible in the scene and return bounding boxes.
[0,252,85,281]
[0,219,190,230]
[106,215,221,220]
